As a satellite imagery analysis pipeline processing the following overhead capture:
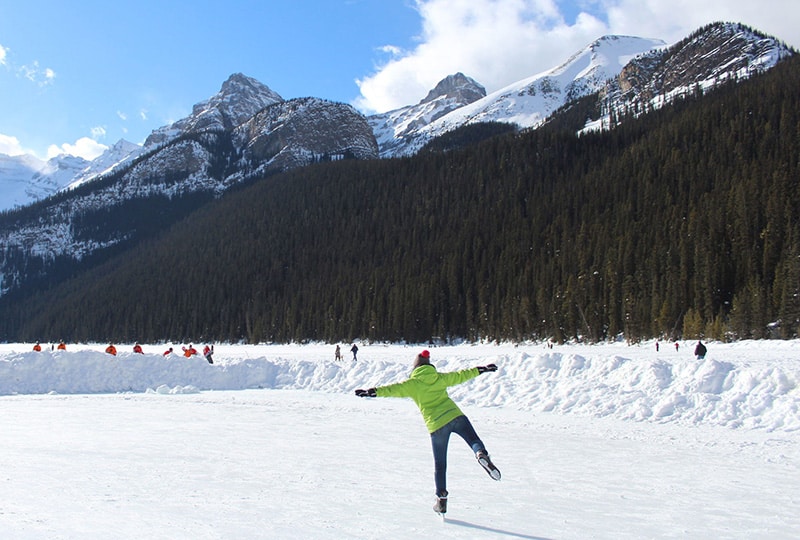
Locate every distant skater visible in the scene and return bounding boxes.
[350,343,358,362]
[694,340,707,360]
[355,349,501,515]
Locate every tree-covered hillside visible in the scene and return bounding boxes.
[2,56,799,344]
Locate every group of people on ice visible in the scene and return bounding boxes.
[32,341,214,363]
[32,342,67,352]
[106,343,214,363]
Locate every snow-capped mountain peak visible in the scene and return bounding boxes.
[419,72,486,105]
[144,73,284,148]
[368,72,488,158]
[423,36,665,140]
[369,35,665,157]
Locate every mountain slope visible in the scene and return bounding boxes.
[0,79,377,298]
[0,22,795,327]
[3,54,799,343]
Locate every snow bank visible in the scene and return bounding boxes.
[1,343,798,432]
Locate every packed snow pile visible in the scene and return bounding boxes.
[1,341,798,432]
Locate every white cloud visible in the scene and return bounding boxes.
[0,134,30,156]
[18,61,56,87]
[603,0,800,49]
[90,126,107,140]
[117,111,128,121]
[47,137,108,161]
[355,0,608,113]
[0,44,7,66]
[354,0,800,114]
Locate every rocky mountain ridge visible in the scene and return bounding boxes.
[603,22,794,120]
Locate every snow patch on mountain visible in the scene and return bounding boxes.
[64,139,144,191]
[0,153,91,211]
[0,153,47,211]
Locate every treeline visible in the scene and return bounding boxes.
[1,55,799,344]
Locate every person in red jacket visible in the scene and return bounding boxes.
[105,343,117,356]
[133,343,144,354]
[355,349,500,515]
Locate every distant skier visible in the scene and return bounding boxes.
[335,345,342,362]
[133,343,144,354]
[163,347,174,357]
[350,343,359,362]
[355,349,501,515]
[183,344,198,357]
[33,343,42,352]
[694,340,707,360]
[57,342,66,351]
[203,344,214,364]
[105,343,117,356]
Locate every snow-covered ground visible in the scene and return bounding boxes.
[1,340,798,539]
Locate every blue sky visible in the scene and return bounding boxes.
[1,0,798,161]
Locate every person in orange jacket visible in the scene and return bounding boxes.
[133,343,143,354]
[182,344,198,357]
[105,343,117,356]
[33,342,42,352]
[57,342,67,351]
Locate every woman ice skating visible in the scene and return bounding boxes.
[354,349,500,515]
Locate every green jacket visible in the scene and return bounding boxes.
[376,364,480,433]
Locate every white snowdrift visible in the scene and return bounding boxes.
[1,341,798,432]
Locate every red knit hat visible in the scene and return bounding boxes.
[420,349,430,358]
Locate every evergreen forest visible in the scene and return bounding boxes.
[1,55,799,344]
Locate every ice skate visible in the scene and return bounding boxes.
[433,490,448,514]
[476,450,501,480]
